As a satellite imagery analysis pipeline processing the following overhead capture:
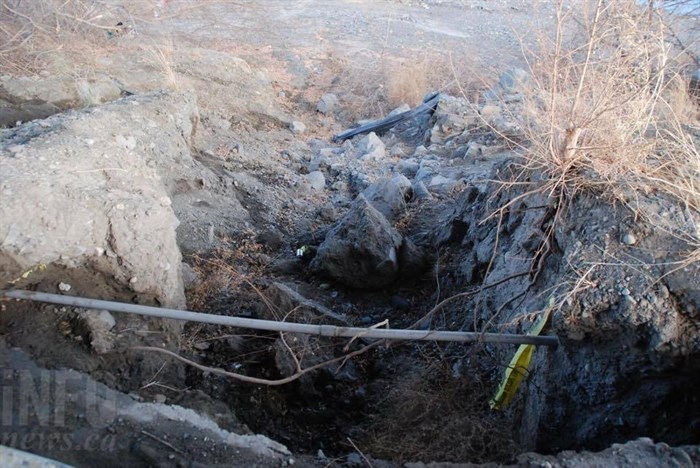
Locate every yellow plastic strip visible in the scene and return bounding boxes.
[490,309,551,410]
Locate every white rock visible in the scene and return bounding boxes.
[78,309,117,354]
[622,233,637,245]
[388,103,411,117]
[357,132,385,160]
[306,171,326,191]
[7,145,24,154]
[58,282,72,292]
[289,120,306,135]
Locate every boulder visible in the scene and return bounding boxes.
[310,195,403,289]
[361,174,412,221]
[0,91,195,308]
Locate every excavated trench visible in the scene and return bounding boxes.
[173,154,700,462]
[1,66,699,466]
[3,97,700,465]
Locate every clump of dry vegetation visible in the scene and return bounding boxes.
[487,0,700,279]
[333,50,484,120]
[364,362,518,463]
[0,0,227,76]
[0,0,130,74]
[514,0,699,210]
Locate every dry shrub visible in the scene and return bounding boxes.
[497,0,699,232]
[363,362,518,463]
[143,40,183,91]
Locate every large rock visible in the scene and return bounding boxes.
[0,91,197,308]
[310,195,403,289]
[361,174,412,221]
[516,438,700,467]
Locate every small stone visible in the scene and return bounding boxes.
[256,229,284,250]
[193,341,211,351]
[317,449,327,459]
[329,163,344,176]
[390,295,410,311]
[620,288,630,296]
[129,276,138,284]
[317,93,339,114]
[58,282,72,292]
[306,171,326,191]
[289,120,306,135]
[622,233,637,245]
[388,103,411,117]
[465,142,485,159]
[357,132,385,160]
[7,145,24,154]
[479,104,501,121]
[154,394,167,404]
[346,453,363,466]
[396,159,420,177]
[78,309,116,354]
[308,155,327,172]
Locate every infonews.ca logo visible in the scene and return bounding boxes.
[1,368,119,453]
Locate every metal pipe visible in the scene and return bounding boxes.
[3,290,559,347]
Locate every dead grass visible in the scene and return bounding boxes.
[0,0,126,74]
[363,362,518,463]
[0,0,232,76]
[334,49,485,121]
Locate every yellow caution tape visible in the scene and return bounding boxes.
[489,309,551,410]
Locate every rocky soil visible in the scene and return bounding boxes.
[1,0,700,467]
